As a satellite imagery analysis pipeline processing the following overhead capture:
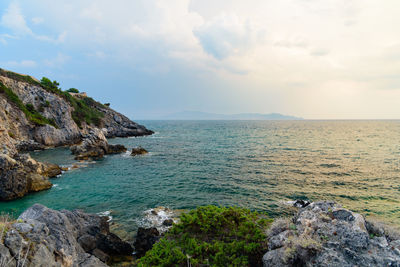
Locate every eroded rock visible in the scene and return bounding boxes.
[263,201,400,267]
[0,204,133,266]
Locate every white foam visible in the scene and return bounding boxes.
[97,210,113,222]
[139,206,180,233]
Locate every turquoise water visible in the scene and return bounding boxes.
[1,120,400,237]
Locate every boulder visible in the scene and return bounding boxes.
[131,147,148,156]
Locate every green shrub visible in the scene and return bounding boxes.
[67,88,79,93]
[138,206,272,267]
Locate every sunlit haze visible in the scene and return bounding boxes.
[1,0,399,119]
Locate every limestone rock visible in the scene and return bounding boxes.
[0,204,134,266]
[263,201,400,267]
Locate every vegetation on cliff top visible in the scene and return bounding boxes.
[0,81,58,127]
[40,77,104,128]
[138,206,272,267]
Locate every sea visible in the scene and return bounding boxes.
[1,120,400,239]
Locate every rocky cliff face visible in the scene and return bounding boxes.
[0,68,153,200]
[0,204,133,266]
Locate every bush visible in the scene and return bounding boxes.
[138,206,272,267]
[67,88,79,93]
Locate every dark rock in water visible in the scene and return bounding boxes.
[263,201,400,267]
[107,144,127,154]
[0,204,133,266]
[293,199,311,208]
[162,219,174,226]
[131,147,148,156]
[134,227,160,257]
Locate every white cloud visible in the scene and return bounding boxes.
[0,2,65,44]
[193,13,262,60]
[1,60,37,68]
[43,53,69,68]
[32,17,44,25]
[1,2,32,35]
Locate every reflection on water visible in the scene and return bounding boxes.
[0,120,399,238]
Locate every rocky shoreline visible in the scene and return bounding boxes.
[0,68,153,200]
[0,201,399,266]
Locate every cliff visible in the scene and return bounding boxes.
[0,68,153,200]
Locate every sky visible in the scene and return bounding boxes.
[0,0,400,119]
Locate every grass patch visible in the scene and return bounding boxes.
[138,206,272,267]
[0,81,58,127]
[0,68,41,87]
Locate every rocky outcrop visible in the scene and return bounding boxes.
[0,204,133,266]
[70,128,127,160]
[263,201,400,267]
[0,153,61,200]
[131,147,148,156]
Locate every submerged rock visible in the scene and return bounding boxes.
[263,201,400,267]
[0,204,133,266]
[131,147,148,156]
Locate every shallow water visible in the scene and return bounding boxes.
[1,120,400,237]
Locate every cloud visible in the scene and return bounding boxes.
[43,53,69,68]
[0,2,65,44]
[32,17,44,25]
[0,60,37,68]
[0,2,32,35]
[193,13,261,60]
[310,48,330,57]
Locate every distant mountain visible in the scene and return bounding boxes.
[163,111,303,120]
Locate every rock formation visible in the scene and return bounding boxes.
[131,147,148,156]
[0,153,61,200]
[0,204,133,266]
[263,201,400,266]
[70,128,127,160]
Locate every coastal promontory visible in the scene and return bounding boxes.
[0,68,153,200]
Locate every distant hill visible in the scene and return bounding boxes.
[163,111,303,120]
